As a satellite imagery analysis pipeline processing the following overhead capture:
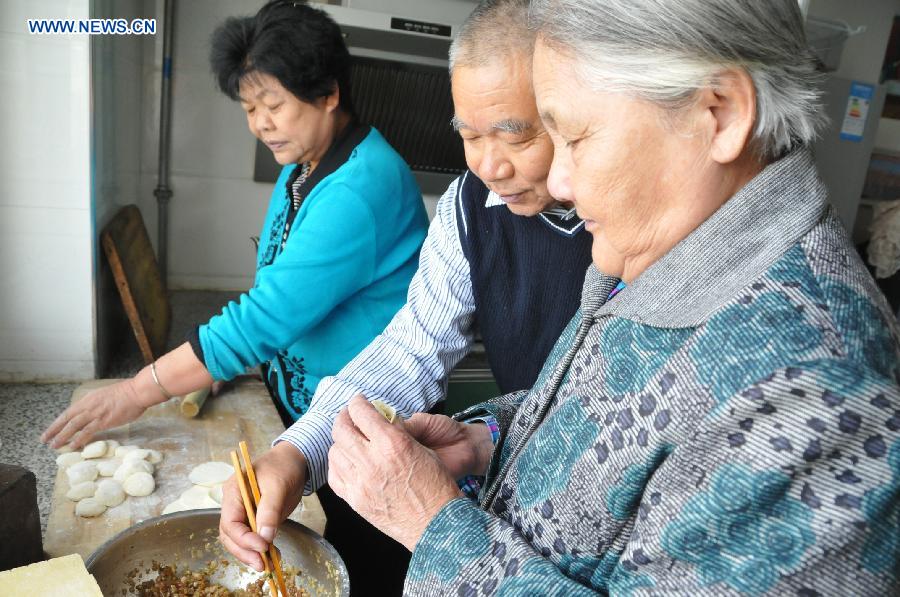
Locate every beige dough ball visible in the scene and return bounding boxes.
[103,439,120,457]
[65,481,97,501]
[146,449,163,465]
[96,459,120,477]
[113,459,153,483]
[56,452,83,469]
[75,497,106,517]
[80,440,107,459]
[95,479,126,507]
[123,448,151,462]
[123,472,155,497]
[66,461,99,486]
[114,445,139,458]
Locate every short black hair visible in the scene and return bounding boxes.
[209,0,354,115]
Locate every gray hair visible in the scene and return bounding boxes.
[529,0,827,159]
[449,0,534,72]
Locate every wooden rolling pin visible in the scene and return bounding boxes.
[180,387,211,418]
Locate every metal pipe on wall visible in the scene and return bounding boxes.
[153,0,175,286]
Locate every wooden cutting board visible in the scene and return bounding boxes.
[45,379,326,561]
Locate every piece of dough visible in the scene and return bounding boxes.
[113,459,153,483]
[56,452,83,469]
[114,445,139,458]
[209,484,224,505]
[75,497,106,517]
[178,485,219,509]
[162,499,188,515]
[66,461,99,485]
[371,399,397,423]
[95,479,126,507]
[103,439,120,457]
[66,481,96,501]
[96,458,120,477]
[146,449,163,464]
[123,448,151,462]
[188,462,234,487]
[80,440,107,459]
[122,472,155,497]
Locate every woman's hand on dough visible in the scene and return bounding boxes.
[218,441,308,572]
[41,378,152,450]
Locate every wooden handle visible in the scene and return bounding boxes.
[180,387,211,418]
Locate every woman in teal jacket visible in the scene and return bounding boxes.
[43,0,428,445]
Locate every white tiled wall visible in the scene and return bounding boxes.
[0,0,94,381]
[138,0,271,291]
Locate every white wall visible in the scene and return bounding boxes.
[138,0,272,291]
[809,0,900,83]
[0,0,94,381]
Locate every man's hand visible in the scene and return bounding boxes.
[404,413,494,480]
[218,442,308,571]
[328,396,462,551]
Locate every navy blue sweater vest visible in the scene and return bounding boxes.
[454,172,594,394]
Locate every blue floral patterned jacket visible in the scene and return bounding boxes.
[404,149,900,596]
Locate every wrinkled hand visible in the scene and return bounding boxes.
[404,413,494,480]
[218,442,307,572]
[41,379,152,449]
[328,396,462,551]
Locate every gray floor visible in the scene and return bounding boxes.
[0,290,237,537]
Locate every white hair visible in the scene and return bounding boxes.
[449,0,533,72]
[529,0,828,159]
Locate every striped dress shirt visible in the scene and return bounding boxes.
[276,175,583,493]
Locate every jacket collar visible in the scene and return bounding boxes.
[585,148,828,327]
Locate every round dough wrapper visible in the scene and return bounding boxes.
[56,452,83,469]
[179,485,218,509]
[209,484,224,505]
[147,449,163,465]
[113,459,153,483]
[162,499,189,515]
[80,440,107,459]
[188,462,234,487]
[65,481,96,502]
[96,458,120,477]
[75,497,106,517]
[95,479,126,507]
[103,439,120,457]
[123,472,155,497]
[66,461,99,485]
[123,448,151,462]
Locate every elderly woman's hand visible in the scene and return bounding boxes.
[404,413,495,480]
[328,396,462,551]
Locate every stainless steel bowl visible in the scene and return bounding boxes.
[86,509,349,596]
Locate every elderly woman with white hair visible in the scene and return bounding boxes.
[325,1,900,594]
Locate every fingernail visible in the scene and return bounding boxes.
[259,526,275,542]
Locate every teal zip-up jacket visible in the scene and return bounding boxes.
[199,126,428,421]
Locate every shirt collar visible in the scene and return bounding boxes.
[485,191,585,236]
[584,148,828,328]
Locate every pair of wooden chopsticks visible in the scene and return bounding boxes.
[231,441,289,597]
